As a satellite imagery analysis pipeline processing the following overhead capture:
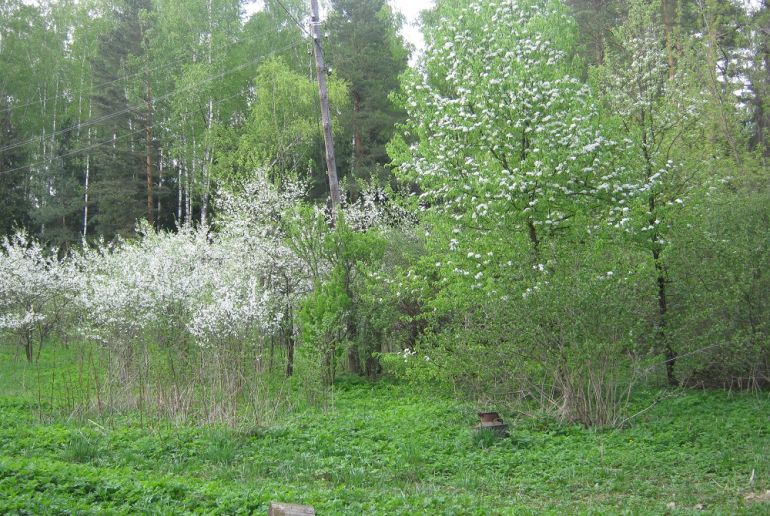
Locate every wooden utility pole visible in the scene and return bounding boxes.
[310,0,341,216]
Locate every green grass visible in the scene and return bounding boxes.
[1,345,769,514]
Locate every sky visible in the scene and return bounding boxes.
[390,0,435,54]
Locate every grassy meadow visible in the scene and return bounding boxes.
[0,344,768,514]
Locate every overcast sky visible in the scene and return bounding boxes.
[390,0,434,53]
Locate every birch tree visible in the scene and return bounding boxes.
[596,0,703,385]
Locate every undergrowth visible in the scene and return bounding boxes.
[0,346,769,514]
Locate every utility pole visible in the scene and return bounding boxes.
[310,0,341,217]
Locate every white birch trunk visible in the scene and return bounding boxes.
[83,144,90,239]
[177,154,183,224]
[188,135,195,227]
[79,70,93,239]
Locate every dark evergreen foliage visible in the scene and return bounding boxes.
[0,99,31,236]
[324,0,409,190]
[86,0,153,240]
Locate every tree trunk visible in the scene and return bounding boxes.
[285,288,294,377]
[701,5,742,164]
[79,70,92,239]
[285,325,295,378]
[653,247,676,386]
[83,148,90,239]
[353,93,364,161]
[347,317,361,375]
[662,0,676,79]
[157,147,163,221]
[187,135,195,226]
[365,354,381,378]
[177,156,183,224]
[24,332,34,363]
[201,0,214,227]
[527,218,540,260]
[649,195,677,386]
[749,2,770,161]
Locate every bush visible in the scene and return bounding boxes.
[0,231,72,362]
[668,185,770,389]
[379,221,653,427]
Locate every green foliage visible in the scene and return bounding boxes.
[668,184,770,387]
[325,0,409,186]
[381,0,767,425]
[221,57,348,190]
[1,8,770,516]
[565,0,625,66]
[386,0,653,425]
[0,0,92,244]
[748,1,770,158]
[299,271,350,385]
[0,347,769,513]
[298,215,387,383]
[201,428,241,466]
[470,427,504,450]
[590,0,765,386]
[63,431,102,464]
[393,0,622,251]
[389,220,654,425]
[0,103,31,236]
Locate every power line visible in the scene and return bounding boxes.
[0,89,248,179]
[0,40,302,157]
[1,53,252,154]
[0,40,303,177]
[272,0,311,37]
[0,36,249,117]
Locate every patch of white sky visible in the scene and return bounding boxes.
[243,0,434,62]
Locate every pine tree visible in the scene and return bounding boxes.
[0,97,30,236]
[566,0,625,65]
[325,0,409,189]
[87,0,152,239]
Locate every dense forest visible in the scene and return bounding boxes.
[0,0,769,511]
[1,0,769,419]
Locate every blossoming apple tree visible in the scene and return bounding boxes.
[390,0,628,294]
[0,231,71,362]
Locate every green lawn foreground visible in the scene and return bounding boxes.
[0,346,769,514]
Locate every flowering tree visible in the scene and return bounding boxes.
[192,171,316,376]
[385,0,651,424]
[72,170,316,376]
[67,172,320,417]
[75,223,211,348]
[389,0,630,311]
[0,231,71,362]
[596,0,703,385]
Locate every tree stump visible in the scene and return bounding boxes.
[474,411,509,436]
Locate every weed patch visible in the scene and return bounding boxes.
[0,348,769,512]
